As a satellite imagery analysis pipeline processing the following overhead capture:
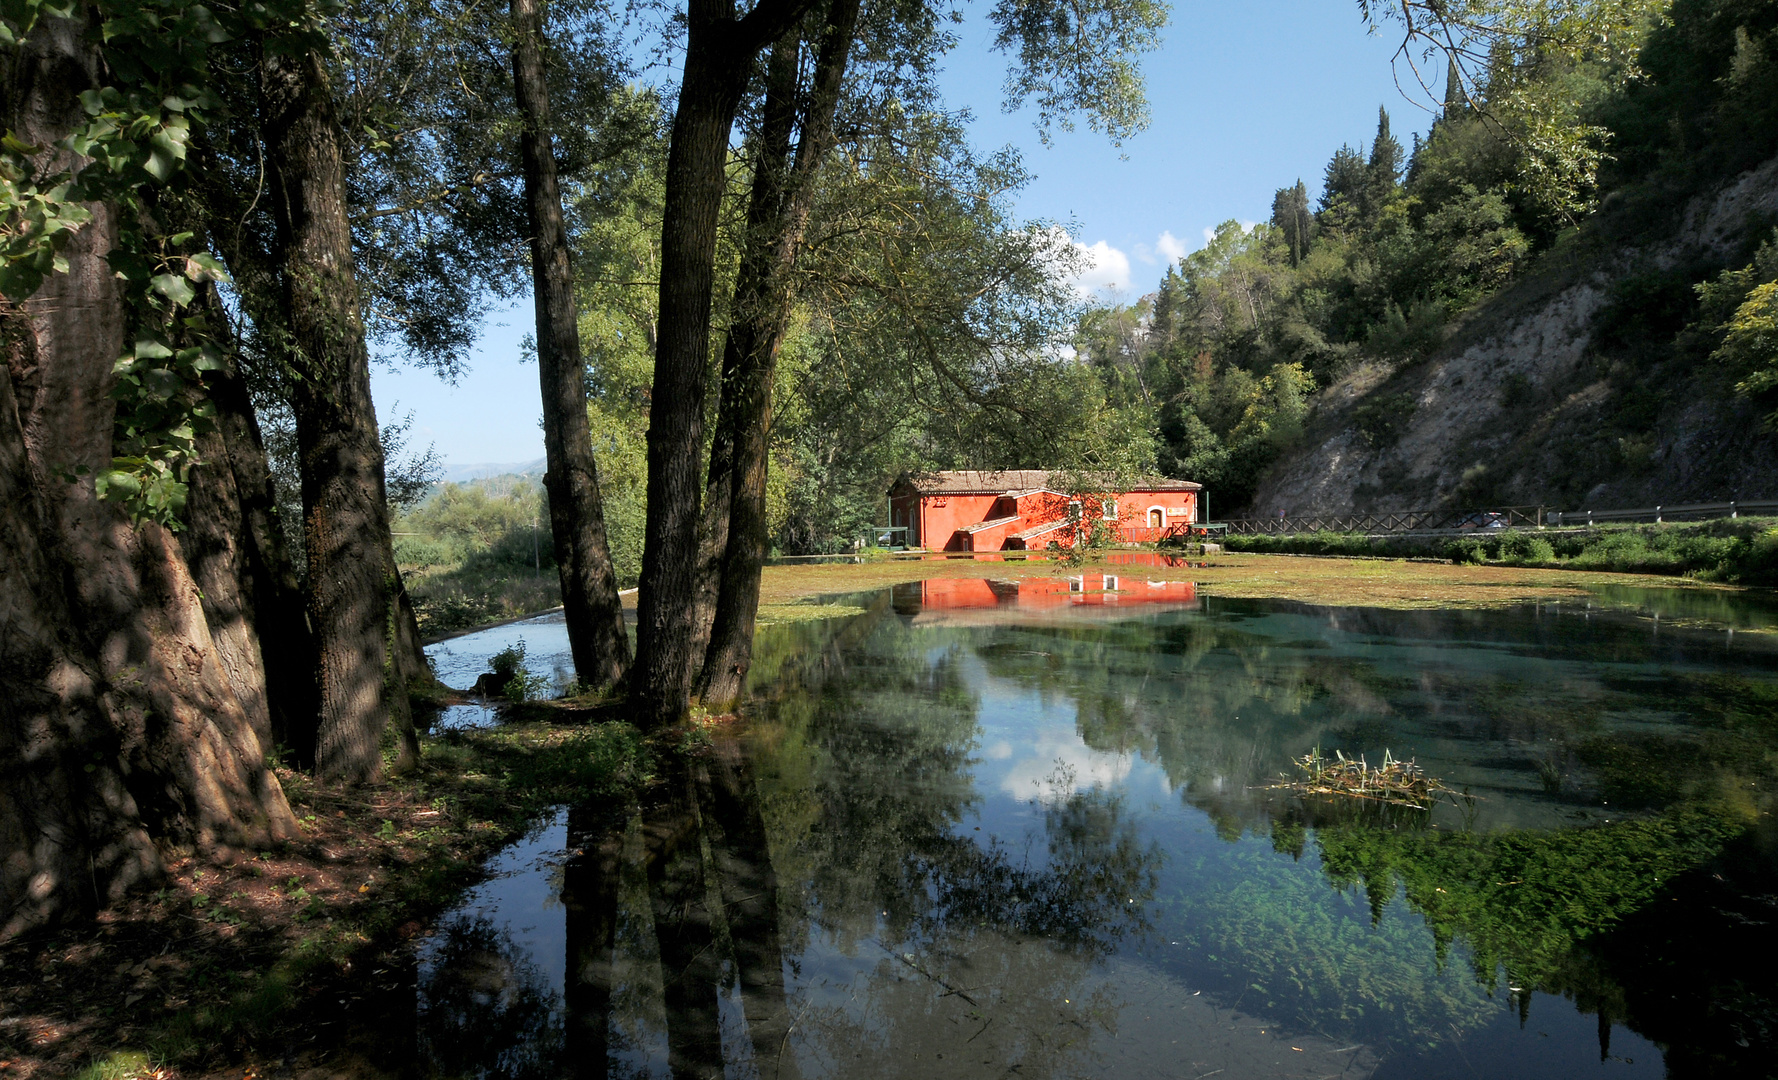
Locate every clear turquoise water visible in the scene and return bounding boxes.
[417,582,1778,1079]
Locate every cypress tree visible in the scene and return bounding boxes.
[1272,180,1313,266]
[1366,106,1404,217]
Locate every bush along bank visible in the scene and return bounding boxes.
[1220,518,1778,586]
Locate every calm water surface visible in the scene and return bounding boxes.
[417,573,1778,1079]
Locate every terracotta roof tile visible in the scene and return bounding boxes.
[892,470,1200,495]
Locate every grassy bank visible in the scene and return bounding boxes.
[1219,518,1778,586]
[2,704,660,1080]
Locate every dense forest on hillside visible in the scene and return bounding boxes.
[1073,0,1778,515]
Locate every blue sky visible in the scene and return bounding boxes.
[370,0,1436,467]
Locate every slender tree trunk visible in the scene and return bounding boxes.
[2,13,295,936]
[699,0,858,709]
[632,0,818,727]
[687,431,732,678]
[510,0,631,690]
[261,40,417,780]
[686,36,799,685]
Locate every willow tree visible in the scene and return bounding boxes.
[509,0,631,688]
[633,0,1167,724]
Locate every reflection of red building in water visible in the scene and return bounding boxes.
[886,470,1203,552]
[900,570,1199,625]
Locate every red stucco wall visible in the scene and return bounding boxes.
[894,485,1199,550]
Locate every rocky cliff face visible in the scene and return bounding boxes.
[1249,154,1778,518]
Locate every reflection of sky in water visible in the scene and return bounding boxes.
[413,586,1778,1079]
[431,703,499,731]
[419,811,569,996]
[966,655,1148,801]
[426,612,576,692]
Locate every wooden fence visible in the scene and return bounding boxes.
[1543,499,1778,526]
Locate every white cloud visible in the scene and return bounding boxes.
[1132,230,1186,267]
[1155,230,1187,264]
[1071,239,1132,298]
[995,721,1134,800]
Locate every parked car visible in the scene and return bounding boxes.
[1457,512,1507,529]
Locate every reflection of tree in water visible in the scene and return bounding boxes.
[418,915,565,1080]
[746,616,1164,1079]
[421,596,1778,1077]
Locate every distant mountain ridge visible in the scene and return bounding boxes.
[437,458,547,484]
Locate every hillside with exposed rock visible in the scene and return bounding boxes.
[1248,153,1778,517]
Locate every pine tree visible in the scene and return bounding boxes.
[1443,55,1467,115]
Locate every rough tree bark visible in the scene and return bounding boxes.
[509,0,631,690]
[182,316,319,758]
[698,0,858,709]
[633,0,818,727]
[1,14,297,936]
[261,39,419,780]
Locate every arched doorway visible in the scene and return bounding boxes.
[1147,508,1164,529]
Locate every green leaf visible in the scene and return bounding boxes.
[142,367,185,400]
[185,251,229,282]
[95,469,142,499]
[134,334,174,360]
[150,273,195,307]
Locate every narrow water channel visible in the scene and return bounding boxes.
[417,574,1778,1079]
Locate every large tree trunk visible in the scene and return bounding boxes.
[261,40,418,780]
[509,0,631,691]
[699,0,857,709]
[182,318,319,759]
[1,14,296,936]
[633,0,817,727]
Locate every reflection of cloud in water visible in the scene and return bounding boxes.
[993,719,1134,799]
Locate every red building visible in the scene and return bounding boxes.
[886,470,1204,551]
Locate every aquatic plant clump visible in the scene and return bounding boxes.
[1269,747,1459,809]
